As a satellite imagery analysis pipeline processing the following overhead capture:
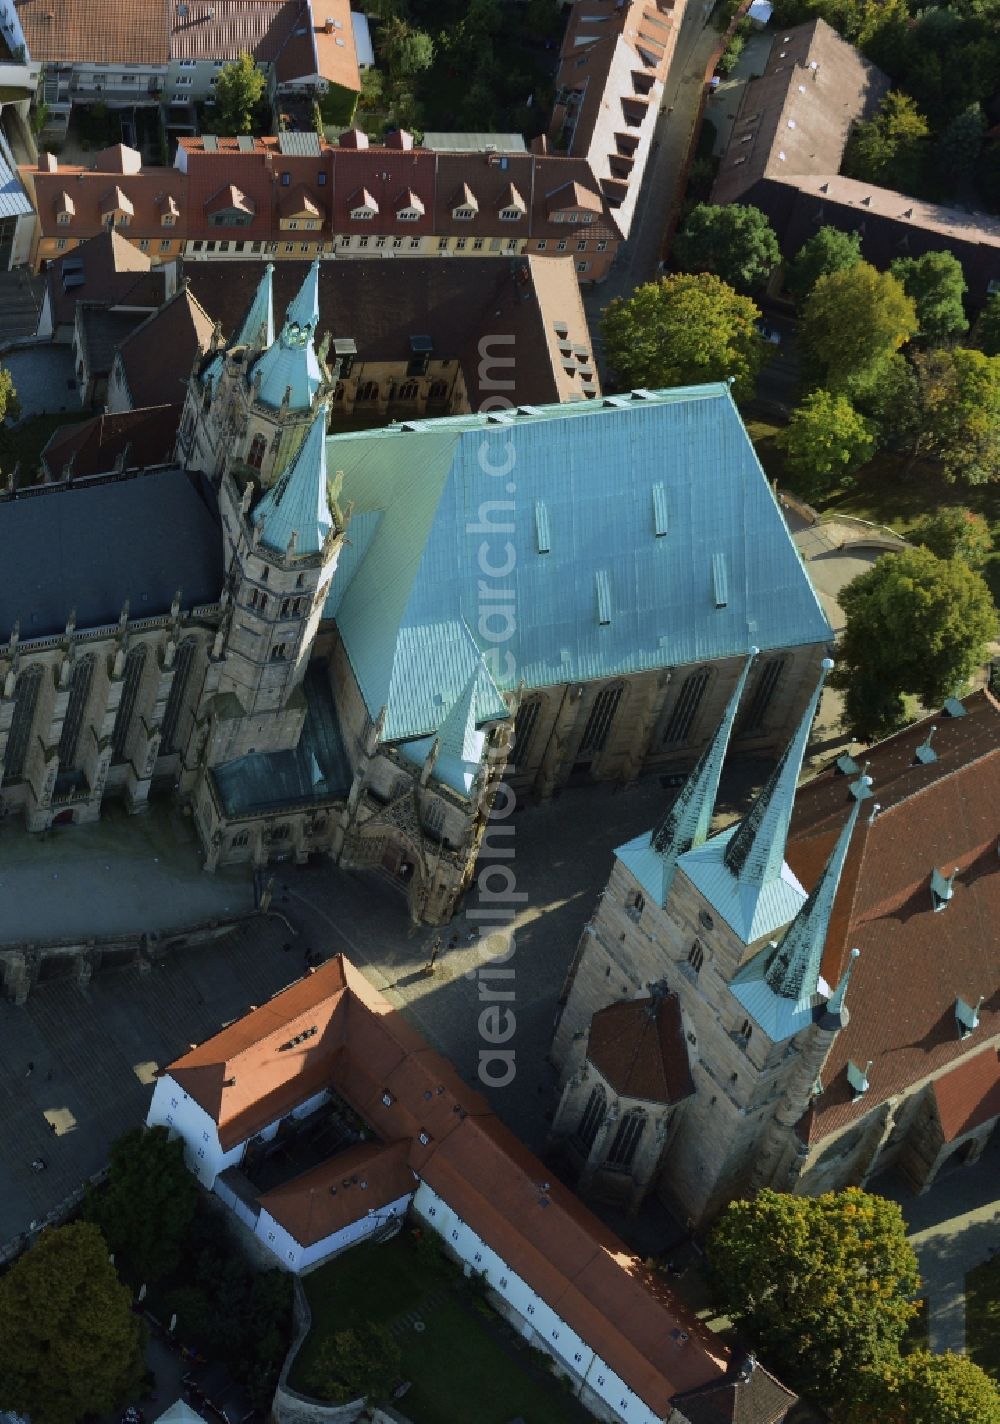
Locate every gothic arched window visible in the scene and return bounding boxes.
[512,697,542,763]
[161,639,197,754]
[3,665,42,785]
[573,1085,606,1153]
[357,380,380,403]
[663,666,710,745]
[607,1109,645,1169]
[58,655,96,770]
[398,380,419,401]
[579,682,624,756]
[247,433,267,469]
[738,656,787,738]
[111,645,147,764]
[428,380,448,402]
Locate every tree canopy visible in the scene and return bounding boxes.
[890,251,968,344]
[831,545,998,740]
[601,273,765,401]
[84,1125,198,1283]
[910,506,993,568]
[801,262,918,389]
[776,389,875,496]
[859,1348,1000,1424]
[786,226,863,306]
[380,16,435,77]
[0,1222,145,1424]
[212,52,267,136]
[672,202,781,292]
[0,366,18,425]
[843,90,932,194]
[936,102,987,183]
[707,1188,920,1406]
[911,347,1000,484]
[972,292,1000,357]
[303,1323,402,1405]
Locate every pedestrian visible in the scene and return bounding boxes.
[25,1061,34,1077]
[423,936,442,973]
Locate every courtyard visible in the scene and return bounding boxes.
[290,1230,593,1424]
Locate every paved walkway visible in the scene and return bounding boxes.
[0,801,253,944]
[2,344,78,419]
[877,1132,1000,1354]
[0,270,46,344]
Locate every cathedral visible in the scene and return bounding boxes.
[549,661,1000,1223]
[0,260,834,924]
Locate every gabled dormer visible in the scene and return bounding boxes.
[348,187,378,220]
[158,192,180,228]
[498,183,526,221]
[55,190,76,225]
[451,183,478,220]
[279,184,325,231]
[205,183,256,228]
[100,185,134,228]
[395,188,425,221]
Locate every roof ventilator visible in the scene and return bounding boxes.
[943,695,966,717]
[955,995,983,1040]
[930,866,957,912]
[914,725,937,764]
[846,1059,871,1098]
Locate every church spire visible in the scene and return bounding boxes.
[723,657,833,890]
[251,260,323,410]
[233,262,274,350]
[764,784,865,1005]
[650,647,757,890]
[819,947,860,1030]
[253,405,334,556]
[284,258,320,337]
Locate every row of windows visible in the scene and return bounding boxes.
[573,1086,647,1169]
[174,236,606,254]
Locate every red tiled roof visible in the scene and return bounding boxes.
[42,228,164,329]
[588,994,695,1103]
[163,955,735,1413]
[16,0,171,64]
[40,405,182,480]
[786,691,1000,1145]
[169,0,302,63]
[256,1139,414,1244]
[933,1046,1000,1143]
[115,287,214,409]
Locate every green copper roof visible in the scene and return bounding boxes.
[400,662,492,795]
[322,385,832,745]
[253,407,333,555]
[252,261,322,410]
[233,262,274,350]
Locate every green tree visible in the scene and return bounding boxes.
[937,103,986,185]
[0,1222,145,1424]
[707,1188,920,1405]
[776,390,875,495]
[716,32,745,74]
[860,1348,1000,1424]
[911,347,1000,484]
[890,251,968,344]
[910,506,993,567]
[971,292,1000,356]
[84,1125,197,1283]
[801,262,918,389]
[213,52,266,136]
[673,202,781,292]
[380,17,434,78]
[786,226,863,306]
[304,1323,402,1405]
[831,546,998,739]
[0,365,19,424]
[849,352,923,452]
[843,91,932,194]
[601,273,766,400]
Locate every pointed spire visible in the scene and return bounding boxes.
[233,262,274,350]
[765,787,864,1004]
[284,258,320,337]
[650,647,757,882]
[437,667,482,765]
[723,657,833,888]
[820,947,860,1030]
[253,406,334,556]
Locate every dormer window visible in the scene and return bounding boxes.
[499,206,523,221]
[396,189,425,222]
[162,213,175,227]
[931,866,957,912]
[57,211,71,225]
[955,995,983,1040]
[454,206,476,220]
[349,187,378,220]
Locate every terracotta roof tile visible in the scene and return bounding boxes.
[588,994,695,1103]
[168,0,302,62]
[256,1139,414,1244]
[933,1045,1000,1142]
[40,404,182,480]
[163,956,734,1412]
[115,286,214,408]
[16,0,171,64]
[784,691,1000,1144]
[42,228,164,329]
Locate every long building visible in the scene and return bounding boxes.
[147,953,797,1424]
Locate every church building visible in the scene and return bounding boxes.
[549,663,1000,1224]
[0,258,832,926]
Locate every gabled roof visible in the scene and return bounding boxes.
[205,183,255,217]
[161,954,739,1415]
[115,286,215,410]
[93,143,143,175]
[932,1046,1000,1143]
[43,227,164,329]
[169,0,304,63]
[256,1139,414,1244]
[322,386,831,745]
[17,0,170,64]
[279,183,324,220]
[674,1359,799,1424]
[782,691,1000,1144]
[588,994,695,1104]
[40,405,182,481]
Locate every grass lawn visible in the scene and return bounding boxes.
[292,1232,590,1424]
[746,417,1000,607]
[965,1257,1000,1381]
[0,411,87,486]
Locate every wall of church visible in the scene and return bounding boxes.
[329,357,467,420]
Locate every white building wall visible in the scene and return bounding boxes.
[147,1074,246,1187]
[412,1181,662,1424]
[255,1191,413,1273]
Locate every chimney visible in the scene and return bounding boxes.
[324,15,334,32]
[42,152,58,173]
